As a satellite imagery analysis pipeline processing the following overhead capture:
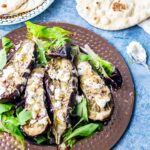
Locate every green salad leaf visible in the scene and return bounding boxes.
[76,97,88,121]
[33,38,48,65]
[26,21,71,50]
[0,103,14,114]
[64,123,102,144]
[34,136,47,144]
[0,103,32,150]
[25,21,72,66]
[17,109,32,126]
[79,45,113,77]
[0,37,14,70]
[63,94,103,149]
[2,37,14,52]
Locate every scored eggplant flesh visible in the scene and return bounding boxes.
[23,68,50,137]
[77,61,113,121]
[45,58,78,144]
[0,40,35,102]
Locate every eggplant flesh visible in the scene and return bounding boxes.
[23,68,50,137]
[0,40,35,102]
[45,58,78,144]
[77,61,113,121]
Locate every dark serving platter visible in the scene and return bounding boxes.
[0,22,134,150]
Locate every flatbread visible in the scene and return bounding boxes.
[139,19,150,35]
[76,0,150,30]
[0,0,27,15]
[10,0,45,15]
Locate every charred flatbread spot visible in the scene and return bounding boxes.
[112,0,127,11]
[1,4,7,8]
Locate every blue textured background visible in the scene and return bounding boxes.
[0,0,150,149]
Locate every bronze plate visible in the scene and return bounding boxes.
[0,23,134,150]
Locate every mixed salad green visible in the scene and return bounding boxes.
[0,22,118,150]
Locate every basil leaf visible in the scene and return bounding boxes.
[0,49,7,70]
[17,110,32,125]
[0,103,14,114]
[76,97,88,121]
[34,136,47,144]
[65,123,100,141]
[2,37,14,51]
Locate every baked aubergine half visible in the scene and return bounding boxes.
[45,58,78,144]
[23,68,51,137]
[0,40,35,102]
[77,61,113,121]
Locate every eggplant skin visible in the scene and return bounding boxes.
[77,61,113,121]
[105,68,123,90]
[0,40,35,102]
[45,58,78,144]
[23,68,50,137]
[47,44,72,59]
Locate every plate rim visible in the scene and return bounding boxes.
[0,0,54,26]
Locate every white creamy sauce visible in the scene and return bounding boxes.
[54,88,62,100]
[84,78,103,89]
[76,95,83,103]
[95,95,110,108]
[53,100,61,109]
[77,62,92,75]
[126,41,147,63]
[0,86,5,96]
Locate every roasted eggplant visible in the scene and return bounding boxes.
[0,40,35,102]
[23,68,50,137]
[45,58,78,144]
[77,61,113,121]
